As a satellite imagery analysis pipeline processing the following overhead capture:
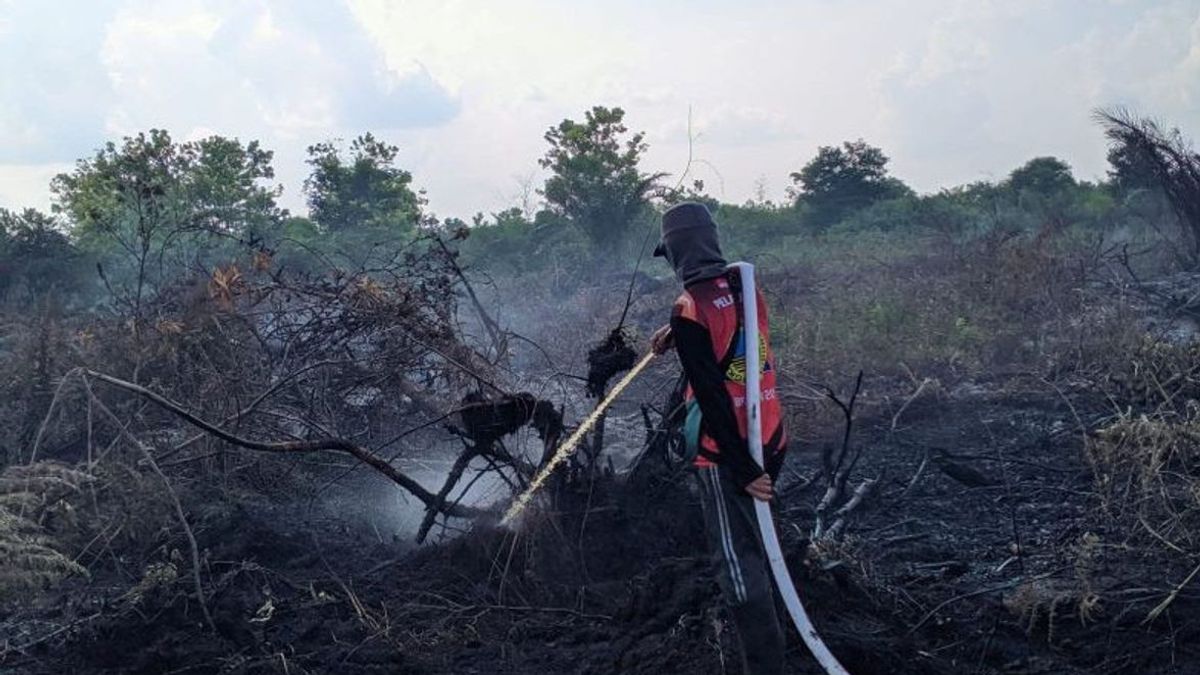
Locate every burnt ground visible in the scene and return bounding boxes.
[3,374,1199,674]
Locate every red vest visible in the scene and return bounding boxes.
[673,271,787,467]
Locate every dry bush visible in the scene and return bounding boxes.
[1102,337,1200,408]
[1089,401,1200,556]
[20,235,505,493]
[1098,109,1200,267]
[0,461,92,602]
[1003,577,1097,644]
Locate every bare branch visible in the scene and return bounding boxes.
[83,369,484,519]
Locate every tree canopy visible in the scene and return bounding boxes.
[50,130,282,315]
[539,106,661,248]
[789,139,911,228]
[52,130,281,249]
[304,134,423,234]
[1007,157,1076,195]
[0,208,83,300]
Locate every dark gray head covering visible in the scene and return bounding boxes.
[654,202,728,285]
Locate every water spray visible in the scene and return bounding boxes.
[730,261,849,675]
[500,350,656,528]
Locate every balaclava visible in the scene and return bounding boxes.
[654,202,728,286]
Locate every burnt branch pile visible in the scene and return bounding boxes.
[9,235,575,555]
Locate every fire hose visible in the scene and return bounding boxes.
[729,261,849,675]
[500,262,848,674]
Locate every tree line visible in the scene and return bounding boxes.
[0,105,1194,307]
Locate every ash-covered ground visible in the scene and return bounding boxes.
[6,369,1196,675]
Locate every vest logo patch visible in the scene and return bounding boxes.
[725,329,772,384]
[712,295,734,309]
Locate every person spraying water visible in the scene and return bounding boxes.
[502,202,847,675]
[649,203,848,675]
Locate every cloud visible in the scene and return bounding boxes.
[0,0,460,165]
[654,106,803,147]
[0,1,118,162]
[875,0,1200,189]
[3,0,1200,218]
[0,163,71,211]
[102,0,460,140]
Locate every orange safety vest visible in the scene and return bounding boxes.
[673,270,787,468]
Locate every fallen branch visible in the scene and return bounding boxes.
[416,445,481,544]
[891,377,933,432]
[435,234,506,359]
[84,369,484,519]
[900,450,930,499]
[1145,559,1200,624]
[153,358,355,465]
[907,567,1068,636]
[824,477,880,539]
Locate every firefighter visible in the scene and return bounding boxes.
[650,202,787,675]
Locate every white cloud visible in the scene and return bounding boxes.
[877,0,1200,189]
[100,0,460,141]
[1,0,1199,218]
[0,163,71,212]
[0,1,117,163]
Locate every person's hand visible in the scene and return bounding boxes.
[745,473,774,502]
[650,324,674,355]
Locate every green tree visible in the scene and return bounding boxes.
[539,106,662,249]
[52,129,281,316]
[1107,143,1161,195]
[0,209,84,300]
[789,139,911,228]
[1007,157,1076,195]
[304,134,422,234]
[1003,157,1093,231]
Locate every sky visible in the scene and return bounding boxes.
[1,0,1198,221]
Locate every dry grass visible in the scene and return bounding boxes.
[0,461,92,602]
[1090,402,1200,554]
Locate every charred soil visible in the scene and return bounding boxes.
[6,374,1197,674]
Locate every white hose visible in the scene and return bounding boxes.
[729,261,850,675]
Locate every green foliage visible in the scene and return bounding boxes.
[789,139,912,229]
[660,179,720,213]
[50,130,282,311]
[0,208,86,301]
[454,208,588,275]
[834,192,980,235]
[54,130,280,247]
[710,201,804,257]
[993,158,1114,232]
[1007,156,1076,195]
[1107,142,1161,195]
[305,133,423,234]
[540,106,662,250]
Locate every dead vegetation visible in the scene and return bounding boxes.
[0,462,91,601]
